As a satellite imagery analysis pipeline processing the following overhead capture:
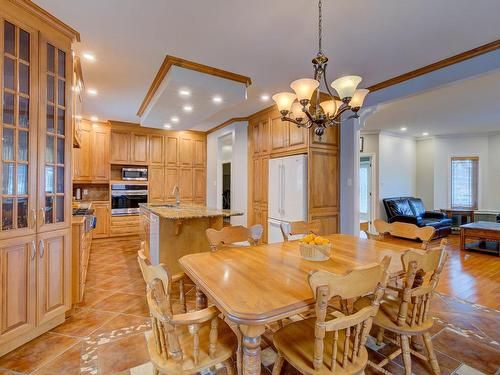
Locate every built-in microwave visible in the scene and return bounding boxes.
[122,167,148,181]
[111,184,148,216]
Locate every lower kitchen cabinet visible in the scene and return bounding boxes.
[92,202,110,238]
[71,218,92,308]
[110,215,141,237]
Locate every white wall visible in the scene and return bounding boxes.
[488,135,500,210]
[378,133,417,219]
[416,138,435,209]
[206,121,248,225]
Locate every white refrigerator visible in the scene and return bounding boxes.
[268,155,308,243]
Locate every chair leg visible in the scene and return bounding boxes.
[179,279,186,313]
[153,367,160,375]
[400,335,412,375]
[376,327,385,345]
[423,332,441,375]
[272,353,285,375]
[224,358,236,375]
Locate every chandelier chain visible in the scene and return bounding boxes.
[318,0,322,54]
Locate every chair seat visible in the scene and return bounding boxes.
[147,317,237,374]
[273,318,368,375]
[354,296,433,335]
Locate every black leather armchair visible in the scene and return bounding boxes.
[383,197,451,238]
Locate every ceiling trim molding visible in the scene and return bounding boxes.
[206,117,249,135]
[367,39,500,92]
[14,0,81,41]
[137,55,252,117]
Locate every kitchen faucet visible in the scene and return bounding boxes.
[172,185,180,206]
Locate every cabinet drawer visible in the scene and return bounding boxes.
[110,215,141,237]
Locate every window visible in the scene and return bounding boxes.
[450,157,478,209]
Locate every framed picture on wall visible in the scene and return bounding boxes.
[359,136,364,153]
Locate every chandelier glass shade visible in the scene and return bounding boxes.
[272,0,369,136]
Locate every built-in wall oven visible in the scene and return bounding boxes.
[111,184,148,216]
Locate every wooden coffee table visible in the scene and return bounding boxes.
[460,221,500,255]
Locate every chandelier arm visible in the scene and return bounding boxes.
[282,116,314,129]
[322,64,337,100]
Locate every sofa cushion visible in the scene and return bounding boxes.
[422,218,452,229]
[386,199,414,217]
[409,198,426,217]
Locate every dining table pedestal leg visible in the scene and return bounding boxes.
[195,286,208,310]
[240,325,265,375]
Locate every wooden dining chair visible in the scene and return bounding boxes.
[272,257,391,375]
[205,224,263,251]
[374,219,436,249]
[280,220,321,241]
[355,247,448,375]
[138,247,187,313]
[138,253,238,375]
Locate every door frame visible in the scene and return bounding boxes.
[216,131,234,211]
[359,152,377,231]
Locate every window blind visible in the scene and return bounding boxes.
[450,157,478,209]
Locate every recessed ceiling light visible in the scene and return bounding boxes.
[212,96,223,104]
[87,88,98,96]
[90,116,98,122]
[260,94,270,101]
[400,127,407,131]
[82,52,95,62]
[171,116,179,123]
[179,89,191,97]
[163,123,172,129]
[183,105,193,112]
[422,132,429,136]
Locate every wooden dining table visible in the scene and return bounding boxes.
[179,233,411,375]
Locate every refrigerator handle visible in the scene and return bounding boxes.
[278,164,282,214]
[281,164,285,216]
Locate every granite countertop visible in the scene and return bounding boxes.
[139,203,243,220]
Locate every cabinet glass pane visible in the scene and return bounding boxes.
[46,135,54,164]
[56,138,64,164]
[45,165,54,193]
[44,196,53,224]
[57,79,65,106]
[2,198,13,230]
[18,97,29,128]
[57,108,65,135]
[19,29,30,62]
[56,166,64,193]
[47,75,54,102]
[3,57,14,90]
[55,196,64,223]
[57,50,65,77]
[3,92,14,125]
[2,128,14,160]
[46,104,55,132]
[19,63,29,94]
[17,197,28,228]
[2,162,14,195]
[4,22,15,55]
[18,131,28,161]
[47,44,55,73]
[17,164,27,195]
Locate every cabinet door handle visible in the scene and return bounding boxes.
[30,240,36,260]
[39,208,46,225]
[39,240,45,258]
[30,208,36,229]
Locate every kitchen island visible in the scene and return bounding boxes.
[139,203,242,274]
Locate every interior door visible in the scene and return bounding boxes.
[37,228,70,324]
[359,158,372,224]
[0,20,38,240]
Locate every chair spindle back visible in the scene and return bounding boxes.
[281,220,321,241]
[206,224,263,251]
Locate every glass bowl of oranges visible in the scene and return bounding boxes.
[298,234,332,261]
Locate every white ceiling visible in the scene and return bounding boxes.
[362,69,500,138]
[35,0,500,131]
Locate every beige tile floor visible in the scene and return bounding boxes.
[0,235,498,374]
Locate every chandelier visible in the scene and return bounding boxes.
[272,0,369,137]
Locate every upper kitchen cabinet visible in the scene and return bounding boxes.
[38,35,73,232]
[165,135,179,167]
[249,114,270,156]
[179,136,194,167]
[0,19,38,240]
[131,133,148,164]
[110,129,131,164]
[73,121,110,183]
[270,110,308,154]
[149,134,164,165]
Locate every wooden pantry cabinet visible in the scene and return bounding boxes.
[0,0,78,355]
[247,106,340,241]
[73,120,110,182]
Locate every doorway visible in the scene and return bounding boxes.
[222,162,231,209]
[359,155,375,230]
[217,133,233,224]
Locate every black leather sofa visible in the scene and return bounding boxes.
[383,197,452,238]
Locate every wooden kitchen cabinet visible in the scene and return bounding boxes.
[110,129,131,164]
[270,111,308,154]
[179,168,194,201]
[149,166,165,203]
[91,125,110,181]
[71,218,92,308]
[149,135,164,165]
[36,228,71,325]
[164,167,179,201]
[131,133,149,164]
[92,202,110,238]
[179,136,194,166]
[165,135,179,166]
[73,121,91,181]
[193,168,206,202]
[194,139,205,167]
